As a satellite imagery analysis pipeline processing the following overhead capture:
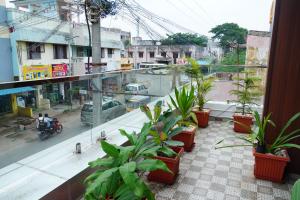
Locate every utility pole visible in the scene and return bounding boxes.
[87,0,103,126]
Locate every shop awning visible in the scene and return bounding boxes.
[0,87,36,96]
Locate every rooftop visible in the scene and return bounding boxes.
[150,121,296,200]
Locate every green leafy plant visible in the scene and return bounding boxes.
[230,71,262,115]
[215,111,300,155]
[215,111,274,150]
[185,58,213,111]
[169,86,197,127]
[84,123,171,200]
[292,179,300,200]
[140,101,184,157]
[268,112,300,154]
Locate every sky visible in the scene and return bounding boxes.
[100,0,273,39]
[5,0,273,39]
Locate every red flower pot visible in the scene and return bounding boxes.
[233,113,253,133]
[147,146,184,184]
[253,149,290,183]
[193,108,210,128]
[172,126,196,152]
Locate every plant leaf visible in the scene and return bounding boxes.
[137,159,172,173]
[101,140,120,158]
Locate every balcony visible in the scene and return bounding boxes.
[0,60,298,200]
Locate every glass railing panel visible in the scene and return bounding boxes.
[0,64,266,169]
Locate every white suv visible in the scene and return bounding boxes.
[124,83,148,101]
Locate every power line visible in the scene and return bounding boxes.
[191,0,217,24]
[174,0,213,28]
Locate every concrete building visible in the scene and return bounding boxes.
[245,30,271,66]
[0,0,126,114]
[0,0,124,81]
[0,0,14,82]
[127,37,222,68]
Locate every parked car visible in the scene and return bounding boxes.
[126,95,151,112]
[80,98,126,125]
[124,83,148,101]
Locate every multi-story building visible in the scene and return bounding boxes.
[0,0,124,82]
[0,0,127,114]
[127,37,222,68]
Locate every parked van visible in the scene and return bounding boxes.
[80,98,126,125]
[124,83,148,101]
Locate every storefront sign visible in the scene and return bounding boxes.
[52,64,68,77]
[22,65,52,80]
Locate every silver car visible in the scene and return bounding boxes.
[80,98,126,125]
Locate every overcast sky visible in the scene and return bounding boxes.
[101,0,273,39]
[6,0,273,39]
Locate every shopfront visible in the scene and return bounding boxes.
[22,65,52,80]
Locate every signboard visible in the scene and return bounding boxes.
[52,64,68,77]
[22,65,52,80]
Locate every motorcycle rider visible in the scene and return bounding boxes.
[44,113,53,129]
[36,113,44,129]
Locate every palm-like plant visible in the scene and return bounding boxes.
[215,111,274,151]
[169,86,197,127]
[140,101,184,157]
[185,58,213,111]
[84,123,171,200]
[268,112,300,154]
[215,111,300,155]
[230,71,262,115]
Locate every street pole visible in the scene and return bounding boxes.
[89,1,103,126]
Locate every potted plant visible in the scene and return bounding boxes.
[140,101,184,184]
[185,58,213,128]
[292,179,300,200]
[216,111,300,183]
[169,86,198,152]
[230,71,262,133]
[84,123,171,200]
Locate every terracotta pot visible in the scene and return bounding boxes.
[253,149,290,183]
[193,108,210,128]
[147,146,184,185]
[233,113,253,133]
[172,126,196,152]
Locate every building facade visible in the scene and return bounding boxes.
[127,37,222,68]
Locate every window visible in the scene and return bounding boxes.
[139,85,146,90]
[113,100,122,106]
[161,52,166,58]
[185,52,192,58]
[125,86,137,92]
[53,44,68,59]
[108,48,114,58]
[149,52,155,58]
[139,51,144,58]
[128,52,133,58]
[27,42,44,60]
[101,48,105,58]
[77,47,85,57]
[173,52,179,58]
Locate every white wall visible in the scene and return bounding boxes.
[18,41,69,66]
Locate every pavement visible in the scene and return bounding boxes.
[0,102,89,168]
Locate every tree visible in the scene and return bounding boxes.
[98,0,118,18]
[210,23,247,51]
[161,33,208,47]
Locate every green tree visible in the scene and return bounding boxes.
[161,33,208,46]
[210,23,247,51]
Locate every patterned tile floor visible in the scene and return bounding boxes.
[148,121,297,200]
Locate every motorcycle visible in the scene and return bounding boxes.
[38,118,63,140]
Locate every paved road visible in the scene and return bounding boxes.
[0,110,91,168]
